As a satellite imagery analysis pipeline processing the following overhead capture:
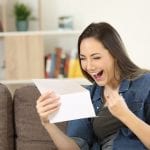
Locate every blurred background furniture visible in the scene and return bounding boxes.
[0,83,67,150]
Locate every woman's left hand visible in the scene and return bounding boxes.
[104,88,130,119]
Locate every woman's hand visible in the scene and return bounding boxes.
[36,90,61,125]
[104,88,130,119]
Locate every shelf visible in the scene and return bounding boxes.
[0,30,82,37]
[0,1,83,80]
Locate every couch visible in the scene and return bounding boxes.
[0,83,67,150]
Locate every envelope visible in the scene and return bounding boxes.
[33,79,96,123]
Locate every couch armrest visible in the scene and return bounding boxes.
[0,83,14,150]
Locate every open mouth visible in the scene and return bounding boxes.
[93,70,104,80]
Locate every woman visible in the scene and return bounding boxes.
[36,22,150,150]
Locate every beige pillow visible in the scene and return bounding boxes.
[0,83,14,150]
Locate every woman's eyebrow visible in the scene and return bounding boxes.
[91,53,101,56]
[79,54,85,57]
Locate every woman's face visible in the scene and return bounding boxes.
[80,37,117,87]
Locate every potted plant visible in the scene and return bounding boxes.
[14,2,32,31]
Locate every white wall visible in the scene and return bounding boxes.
[24,0,150,69]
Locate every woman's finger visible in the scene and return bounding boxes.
[37,90,55,103]
[37,95,60,108]
[40,107,60,118]
[38,101,61,114]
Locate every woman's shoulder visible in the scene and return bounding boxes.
[131,73,150,91]
[135,73,150,83]
[128,73,150,102]
[143,72,150,79]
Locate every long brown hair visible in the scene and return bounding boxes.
[78,22,149,83]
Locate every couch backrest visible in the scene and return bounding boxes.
[0,83,14,150]
[13,85,67,150]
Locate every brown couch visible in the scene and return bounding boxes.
[0,83,67,150]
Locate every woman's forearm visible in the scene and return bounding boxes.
[36,91,80,150]
[43,123,80,150]
[119,110,150,149]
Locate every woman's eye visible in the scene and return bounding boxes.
[93,57,101,60]
[80,57,86,60]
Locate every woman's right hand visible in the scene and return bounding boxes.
[36,90,61,125]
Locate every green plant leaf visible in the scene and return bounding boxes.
[14,2,32,21]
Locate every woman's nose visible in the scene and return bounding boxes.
[86,60,94,71]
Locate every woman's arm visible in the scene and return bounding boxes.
[36,91,80,150]
[119,108,150,149]
[105,88,150,149]
[43,123,80,150]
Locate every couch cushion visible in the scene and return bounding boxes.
[0,83,14,150]
[13,85,67,150]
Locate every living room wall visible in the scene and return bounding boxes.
[19,0,150,69]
